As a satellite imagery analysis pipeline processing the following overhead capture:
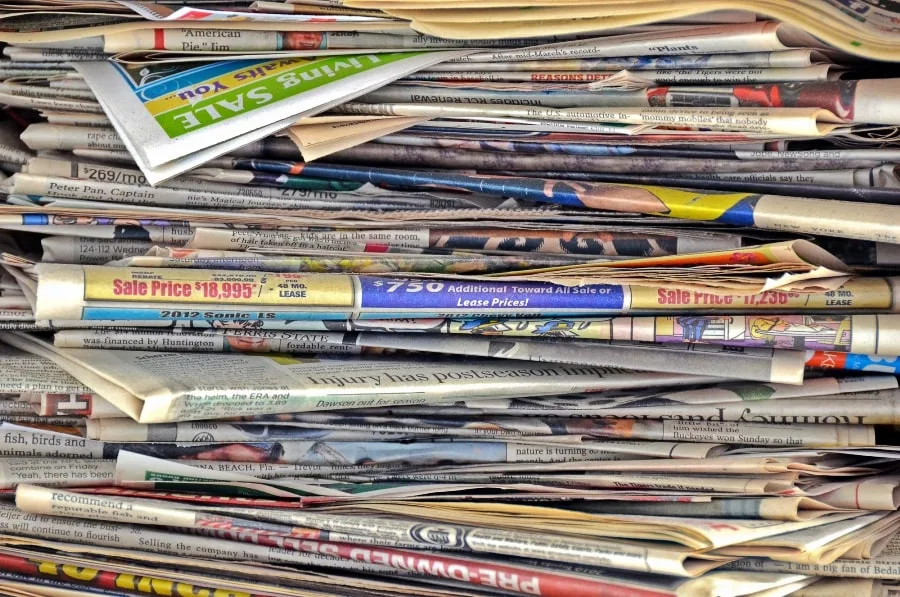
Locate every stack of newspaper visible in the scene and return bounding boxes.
[0,2,900,597]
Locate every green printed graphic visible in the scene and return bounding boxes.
[156,52,422,138]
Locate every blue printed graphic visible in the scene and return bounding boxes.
[82,308,355,321]
[358,277,626,311]
[845,354,900,373]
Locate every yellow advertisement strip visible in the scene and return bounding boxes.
[635,186,756,222]
[143,57,315,116]
[630,278,895,311]
[83,268,355,307]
